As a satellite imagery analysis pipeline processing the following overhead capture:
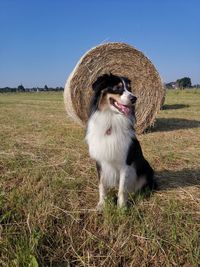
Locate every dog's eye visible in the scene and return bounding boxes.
[110,85,124,94]
[114,85,122,91]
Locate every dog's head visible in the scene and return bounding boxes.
[90,73,137,117]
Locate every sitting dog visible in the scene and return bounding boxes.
[85,73,155,210]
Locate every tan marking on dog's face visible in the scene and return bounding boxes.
[98,92,121,111]
[98,92,108,111]
[107,93,121,103]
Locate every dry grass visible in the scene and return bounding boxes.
[0,90,199,267]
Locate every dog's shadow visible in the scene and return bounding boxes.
[126,168,200,206]
[106,168,200,206]
[156,168,200,190]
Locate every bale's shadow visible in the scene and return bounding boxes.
[156,168,200,190]
[162,104,189,110]
[151,118,200,132]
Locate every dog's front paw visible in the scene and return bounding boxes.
[117,202,128,210]
[96,201,105,212]
[117,194,128,209]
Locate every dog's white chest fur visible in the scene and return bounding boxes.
[86,110,134,165]
[86,110,136,189]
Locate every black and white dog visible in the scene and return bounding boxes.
[85,73,155,210]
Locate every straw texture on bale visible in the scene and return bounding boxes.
[64,42,164,134]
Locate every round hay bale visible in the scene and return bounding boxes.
[64,42,164,134]
[160,87,166,109]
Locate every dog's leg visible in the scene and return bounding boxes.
[96,180,107,211]
[96,161,107,211]
[118,167,129,208]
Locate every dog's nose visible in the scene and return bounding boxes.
[129,95,137,104]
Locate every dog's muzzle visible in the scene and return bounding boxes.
[129,95,137,104]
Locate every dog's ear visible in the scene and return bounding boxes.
[92,74,111,92]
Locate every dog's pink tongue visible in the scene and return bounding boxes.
[118,103,131,116]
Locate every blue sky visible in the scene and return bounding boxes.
[0,0,200,87]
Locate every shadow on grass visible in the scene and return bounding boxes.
[128,168,200,204]
[80,168,200,209]
[104,168,200,206]
[126,168,200,206]
[151,118,200,132]
[156,168,200,190]
[162,104,189,110]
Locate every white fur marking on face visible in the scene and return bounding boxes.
[120,77,130,92]
[121,78,126,89]
[120,92,129,105]
[119,77,133,105]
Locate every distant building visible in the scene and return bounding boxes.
[165,82,178,89]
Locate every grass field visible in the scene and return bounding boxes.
[0,90,200,267]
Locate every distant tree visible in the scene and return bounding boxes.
[17,84,25,92]
[11,87,17,92]
[44,85,48,90]
[55,86,64,91]
[193,84,200,88]
[176,77,192,89]
[0,87,11,93]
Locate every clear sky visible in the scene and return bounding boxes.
[0,0,199,87]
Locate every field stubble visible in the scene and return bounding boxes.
[0,90,199,266]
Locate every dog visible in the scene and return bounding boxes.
[85,73,155,210]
